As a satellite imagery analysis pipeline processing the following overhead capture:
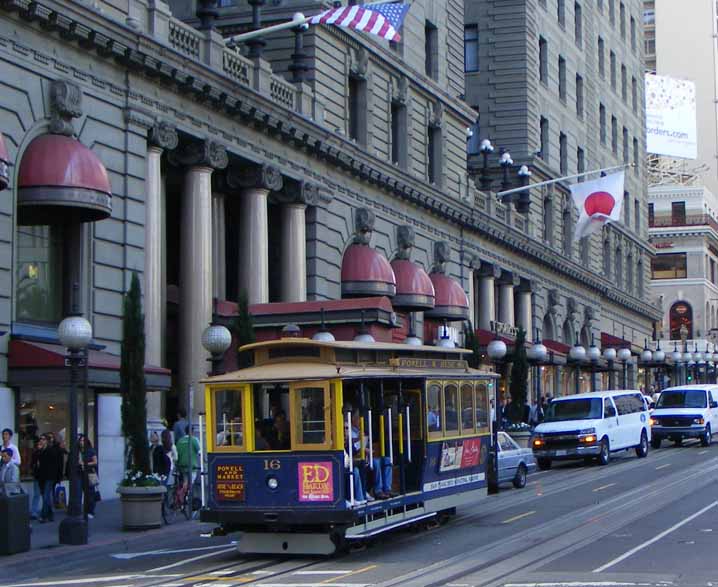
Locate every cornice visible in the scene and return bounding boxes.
[0,0,660,322]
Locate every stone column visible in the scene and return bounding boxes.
[228,164,283,305]
[466,254,480,328]
[498,271,519,326]
[478,262,500,331]
[174,140,228,411]
[145,122,178,369]
[212,192,227,300]
[516,278,533,334]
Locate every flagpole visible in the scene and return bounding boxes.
[495,163,632,198]
[225,1,397,47]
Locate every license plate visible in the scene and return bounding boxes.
[555,450,567,456]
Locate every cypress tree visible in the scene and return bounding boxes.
[464,321,481,369]
[234,289,255,369]
[508,328,529,423]
[120,272,150,476]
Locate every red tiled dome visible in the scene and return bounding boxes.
[0,133,9,191]
[341,244,396,298]
[17,134,111,224]
[424,273,469,320]
[390,259,435,311]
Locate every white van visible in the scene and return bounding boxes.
[650,385,718,448]
[531,390,651,470]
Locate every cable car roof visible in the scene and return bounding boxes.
[237,337,472,355]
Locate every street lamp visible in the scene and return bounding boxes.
[516,165,532,214]
[201,322,232,376]
[57,312,93,546]
[527,328,547,404]
[671,342,682,386]
[653,341,665,391]
[479,139,494,190]
[486,334,506,494]
[603,347,617,389]
[569,333,586,395]
[587,335,601,392]
[617,347,632,388]
[640,339,653,391]
[499,150,514,192]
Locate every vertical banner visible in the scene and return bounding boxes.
[298,461,334,502]
[645,74,697,159]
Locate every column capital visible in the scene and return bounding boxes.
[498,270,520,287]
[517,277,532,293]
[227,163,283,192]
[149,120,179,151]
[170,139,228,170]
[478,261,501,279]
[463,252,481,270]
[275,180,319,206]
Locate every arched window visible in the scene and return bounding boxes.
[603,238,611,277]
[542,313,555,340]
[669,301,693,340]
[615,246,623,288]
[562,206,572,256]
[544,196,553,244]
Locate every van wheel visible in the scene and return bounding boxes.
[537,458,552,470]
[598,438,610,466]
[673,436,683,446]
[701,425,712,447]
[651,436,662,449]
[513,464,528,489]
[635,431,648,458]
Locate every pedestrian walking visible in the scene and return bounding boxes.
[30,437,44,519]
[152,430,172,482]
[78,434,98,518]
[0,448,20,483]
[1,428,20,466]
[175,426,200,498]
[149,431,161,474]
[36,434,62,522]
[173,409,188,442]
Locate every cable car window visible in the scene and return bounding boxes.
[427,381,442,439]
[214,388,244,449]
[291,382,332,450]
[475,382,490,433]
[444,383,459,436]
[461,382,475,434]
[253,383,290,451]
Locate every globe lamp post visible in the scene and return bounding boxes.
[569,333,586,395]
[201,323,233,376]
[603,347,617,389]
[617,347,632,388]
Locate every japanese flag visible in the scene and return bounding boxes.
[571,171,624,241]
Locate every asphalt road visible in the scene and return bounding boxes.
[5,439,718,587]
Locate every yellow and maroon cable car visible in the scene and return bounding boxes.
[200,335,497,554]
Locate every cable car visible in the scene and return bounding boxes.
[200,334,497,555]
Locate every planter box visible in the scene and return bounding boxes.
[507,430,532,448]
[117,485,167,530]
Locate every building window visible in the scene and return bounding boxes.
[576,73,584,117]
[633,137,640,173]
[648,203,654,226]
[577,146,585,179]
[623,127,629,163]
[563,206,572,255]
[632,76,638,113]
[669,301,693,339]
[391,101,407,167]
[558,56,567,100]
[609,0,615,25]
[621,65,627,101]
[645,38,656,56]
[539,36,548,84]
[558,0,565,25]
[672,201,686,224]
[615,247,623,288]
[575,2,583,44]
[630,16,636,50]
[637,259,644,298]
[544,196,553,243]
[598,0,603,12]
[600,104,607,144]
[560,132,568,175]
[612,116,618,154]
[464,25,479,72]
[540,116,550,159]
[626,253,633,293]
[580,237,589,265]
[653,254,688,280]
[634,198,640,231]
[598,37,605,77]
[610,51,617,90]
[603,238,611,277]
[425,20,438,80]
[619,2,626,38]
[644,7,655,24]
[428,125,442,185]
[624,191,630,226]
[15,224,65,323]
[348,76,367,145]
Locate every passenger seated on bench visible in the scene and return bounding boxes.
[371,440,393,499]
[344,409,369,504]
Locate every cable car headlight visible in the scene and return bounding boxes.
[267,476,279,490]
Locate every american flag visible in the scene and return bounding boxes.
[309,2,411,42]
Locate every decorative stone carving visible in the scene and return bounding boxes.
[429,100,444,129]
[149,120,179,151]
[350,47,369,79]
[431,241,452,274]
[274,180,319,206]
[395,225,415,260]
[479,261,501,279]
[466,253,481,270]
[227,163,283,191]
[548,289,560,315]
[392,75,409,105]
[170,139,228,170]
[49,79,83,136]
[352,207,375,245]
[299,181,319,206]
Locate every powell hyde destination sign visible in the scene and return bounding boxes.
[389,358,468,370]
[215,464,245,501]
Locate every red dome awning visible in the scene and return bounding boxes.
[424,273,469,320]
[341,243,396,298]
[0,132,9,191]
[390,259,435,311]
[17,134,111,224]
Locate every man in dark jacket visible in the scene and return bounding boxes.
[35,435,62,522]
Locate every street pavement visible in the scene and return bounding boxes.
[4,439,718,587]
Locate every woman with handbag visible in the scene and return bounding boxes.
[78,434,98,519]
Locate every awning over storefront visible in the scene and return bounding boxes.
[601,332,631,348]
[341,243,396,298]
[424,273,469,320]
[8,339,171,390]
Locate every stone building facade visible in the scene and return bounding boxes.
[0,0,658,492]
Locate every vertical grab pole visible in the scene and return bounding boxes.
[368,409,373,470]
[199,414,206,507]
[347,410,354,506]
[405,405,412,463]
[387,408,394,464]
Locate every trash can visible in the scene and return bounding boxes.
[0,491,31,555]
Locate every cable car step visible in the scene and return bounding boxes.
[345,511,437,540]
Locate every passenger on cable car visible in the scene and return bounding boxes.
[270,411,290,450]
[428,404,441,432]
[344,408,369,504]
[255,422,271,450]
[371,438,393,499]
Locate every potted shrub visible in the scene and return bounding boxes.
[506,328,532,447]
[117,273,166,529]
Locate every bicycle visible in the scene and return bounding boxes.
[162,472,191,524]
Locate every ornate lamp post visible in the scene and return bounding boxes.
[603,347,617,389]
[527,328,547,404]
[653,341,665,391]
[479,139,494,190]
[57,312,93,545]
[201,323,233,376]
[499,150,513,192]
[487,335,507,494]
[671,343,683,386]
[617,347,632,388]
[569,333,586,395]
[587,335,601,392]
[516,164,532,214]
[641,339,653,390]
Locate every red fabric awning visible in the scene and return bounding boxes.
[475,328,513,346]
[601,332,630,348]
[543,339,570,355]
